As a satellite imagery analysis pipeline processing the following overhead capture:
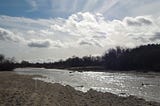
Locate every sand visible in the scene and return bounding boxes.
[0,71,159,106]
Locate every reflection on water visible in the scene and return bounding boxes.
[15,68,160,103]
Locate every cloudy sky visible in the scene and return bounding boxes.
[0,0,160,62]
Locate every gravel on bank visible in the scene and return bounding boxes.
[0,72,159,106]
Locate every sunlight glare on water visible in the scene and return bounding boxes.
[15,68,160,103]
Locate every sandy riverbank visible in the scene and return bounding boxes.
[0,71,159,106]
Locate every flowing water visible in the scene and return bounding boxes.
[15,68,160,103]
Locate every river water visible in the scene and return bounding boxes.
[15,68,160,103]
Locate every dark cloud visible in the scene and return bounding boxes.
[138,18,152,25]
[93,35,106,39]
[149,32,160,41]
[79,40,93,46]
[27,39,51,48]
[93,32,107,39]
[0,30,8,40]
[27,39,63,48]
[78,38,103,47]
[130,32,160,42]
[124,17,152,26]
[133,37,148,43]
[126,19,141,26]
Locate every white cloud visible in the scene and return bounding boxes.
[1,12,160,49]
[50,12,109,46]
[0,28,24,42]
[50,12,160,48]
[0,27,62,48]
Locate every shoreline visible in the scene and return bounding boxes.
[38,66,160,73]
[0,71,159,106]
[13,66,160,73]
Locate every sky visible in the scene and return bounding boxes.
[0,0,160,62]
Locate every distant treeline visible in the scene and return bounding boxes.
[0,44,160,72]
[46,44,160,72]
[0,54,15,71]
[102,44,160,71]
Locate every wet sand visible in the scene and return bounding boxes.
[0,72,159,106]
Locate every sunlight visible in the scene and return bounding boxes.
[96,0,120,14]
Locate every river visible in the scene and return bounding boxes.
[15,68,160,103]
